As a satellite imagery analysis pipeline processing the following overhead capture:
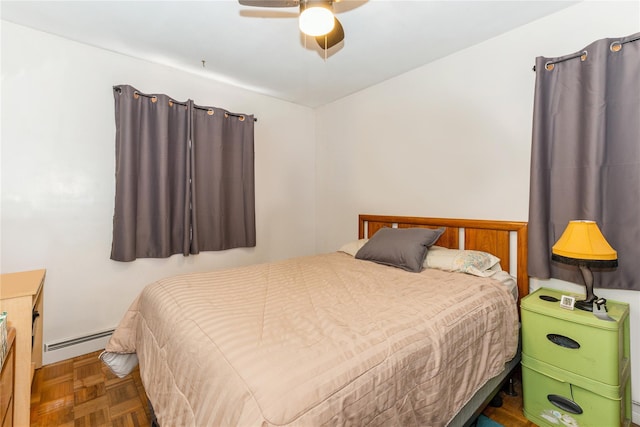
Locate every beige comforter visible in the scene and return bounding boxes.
[105,252,518,426]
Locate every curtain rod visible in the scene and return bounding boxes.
[532,34,640,72]
[113,87,257,122]
[532,51,586,72]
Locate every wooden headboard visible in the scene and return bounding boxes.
[359,214,529,305]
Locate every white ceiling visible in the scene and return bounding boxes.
[1,0,577,108]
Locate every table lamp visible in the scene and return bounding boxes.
[551,220,618,312]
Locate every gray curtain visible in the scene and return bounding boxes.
[528,33,640,291]
[111,85,191,261]
[111,85,255,262]
[191,106,256,253]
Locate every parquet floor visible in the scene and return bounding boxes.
[30,350,151,427]
[28,352,637,427]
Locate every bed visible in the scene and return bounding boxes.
[102,214,528,427]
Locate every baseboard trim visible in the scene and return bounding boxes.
[45,328,115,352]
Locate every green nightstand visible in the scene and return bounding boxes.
[521,287,631,427]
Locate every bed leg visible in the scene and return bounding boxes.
[503,376,518,397]
[489,373,519,408]
[488,394,503,408]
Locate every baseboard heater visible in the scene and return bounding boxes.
[45,328,115,352]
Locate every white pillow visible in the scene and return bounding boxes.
[423,245,501,277]
[338,238,368,256]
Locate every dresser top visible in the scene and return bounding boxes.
[0,269,46,300]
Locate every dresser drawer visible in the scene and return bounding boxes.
[1,328,15,427]
[522,360,631,427]
[521,289,629,386]
[0,348,12,418]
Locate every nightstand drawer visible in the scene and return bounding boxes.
[521,288,629,386]
[522,360,631,427]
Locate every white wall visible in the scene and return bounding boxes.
[314,1,640,422]
[2,1,640,421]
[0,21,317,364]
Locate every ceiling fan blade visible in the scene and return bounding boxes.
[239,9,299,18]
[332,0,367,14]
[315,17,344,50]
[239,0,299,7]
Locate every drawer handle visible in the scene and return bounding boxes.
[547,394,583,414]
[547,333,580,349]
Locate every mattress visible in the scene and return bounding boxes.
[103,252,519,426]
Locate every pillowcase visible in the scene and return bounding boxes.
[338,238,368,257]
[354,227,445,272]
[423,245,501,277]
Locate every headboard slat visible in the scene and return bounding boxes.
[397,223,460,249]
[465,229,510,271]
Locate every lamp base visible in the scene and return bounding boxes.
[575,298,595,312]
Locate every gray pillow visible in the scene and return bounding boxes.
[355,227,445,272]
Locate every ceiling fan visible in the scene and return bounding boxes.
[238,0,346,50]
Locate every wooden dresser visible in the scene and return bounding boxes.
[0,269,46,427]
[1,328,16,427]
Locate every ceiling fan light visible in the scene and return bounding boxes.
[299,6,334,36]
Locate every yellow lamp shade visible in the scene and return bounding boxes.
[552,220,617,262]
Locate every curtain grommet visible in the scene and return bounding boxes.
[151,96,158,103]
[580,51,588,62]
[133,91,140,100]
[224,112,229,118]
[610,41,622,52]
[239,115,245,122]
[168,100,174,107]
[207,109,214,116]
[545,61,555,71]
